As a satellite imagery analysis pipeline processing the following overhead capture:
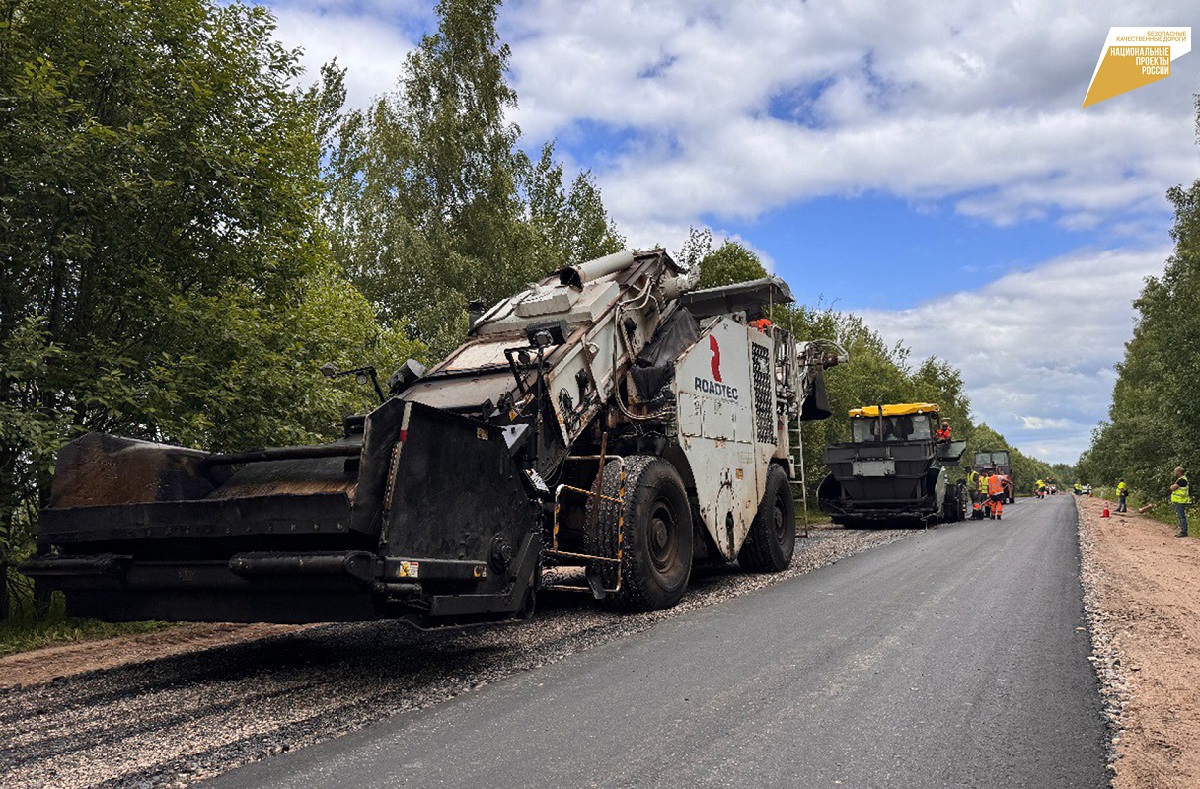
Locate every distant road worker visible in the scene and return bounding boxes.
[976,468,991,511]
[987,471,1006,520]
[935,419,951,443]
[1074,482,1082,495]
[1036,479,1046,499]
[1116,479,1128,513]
[1170,467,1189,538]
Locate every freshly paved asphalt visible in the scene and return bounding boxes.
[210,495,1107,788]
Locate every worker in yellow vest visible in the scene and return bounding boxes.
[976,468,991,515]
[1170,467,1189,537]
[987,472,1006,520]
[1116,479,1128,513]
[1036,479,1046,499]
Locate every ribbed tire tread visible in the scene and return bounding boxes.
[585,455,692,612]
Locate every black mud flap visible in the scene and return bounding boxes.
[382,402,541,626]
[801,369,832,421]
[935,440,968,465]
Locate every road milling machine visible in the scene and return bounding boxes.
[23,250,843,628]
[817,403,967,527]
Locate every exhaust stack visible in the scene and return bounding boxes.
[558,250,637,289]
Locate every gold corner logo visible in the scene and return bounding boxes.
[1084,27,1191,107]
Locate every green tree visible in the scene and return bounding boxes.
[1079,95,1200,504]
[697,241,768,289]
[911,357,971,439]
[526,142,624,267]
[677,226,714,273]
[0,0,415,614]
[328,0,529,351]
[327,0,621,354]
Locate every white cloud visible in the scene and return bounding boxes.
[270,2,424,108]
[267,1,1200,247]
[1017,416,1074,430]
[860,246,1169,463]
[502,0,1200,243]
[261,1,1198,462]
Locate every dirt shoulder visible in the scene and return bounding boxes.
[1076,494,1200,789]
[0,622,306,688]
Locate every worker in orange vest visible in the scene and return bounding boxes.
[935,419,951,443]
[987,472,1006,520]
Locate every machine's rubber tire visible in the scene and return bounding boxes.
[586,455,692,612]
[943,485,964,523]
[738,464,796,572]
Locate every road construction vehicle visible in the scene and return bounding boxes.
[974,449,1015,503]
[817,403,967,527]
[22,250,842,628]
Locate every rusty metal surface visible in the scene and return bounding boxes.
[48,432,223,510]
[402,370,522,412]
[209,457,357,502]
[207,444,361,466]
[440,337,521,371]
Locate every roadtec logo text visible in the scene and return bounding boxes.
[694,377,738,400]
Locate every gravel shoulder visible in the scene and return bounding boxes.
[1,524,909,789]
[1077,494,1200,789]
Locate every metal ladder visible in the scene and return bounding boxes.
[540,439,628,600]
[788,417,810,538]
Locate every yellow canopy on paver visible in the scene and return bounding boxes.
[848,403,939,419]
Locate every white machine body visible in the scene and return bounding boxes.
[674,318,795,559]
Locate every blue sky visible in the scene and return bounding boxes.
[267,0,1200,463]
[703,193,1102,310]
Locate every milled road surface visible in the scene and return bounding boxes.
[214,495,1107,789]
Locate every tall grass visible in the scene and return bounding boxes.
[1,571,168,658]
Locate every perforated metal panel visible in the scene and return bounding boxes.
[751,342,774,444]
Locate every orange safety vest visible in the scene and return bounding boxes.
[988,475,1005,495]
[936,427,951,441]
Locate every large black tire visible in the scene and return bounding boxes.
[586,455,692,611]
[738,464,796,572]
[943,484,965,523]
